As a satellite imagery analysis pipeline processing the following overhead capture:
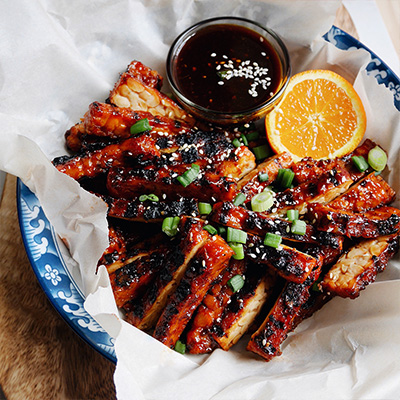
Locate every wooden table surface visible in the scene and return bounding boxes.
[0,5,357,400]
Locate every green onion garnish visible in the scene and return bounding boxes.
[246,131,260,142]
[287,209,299,222]
[276,168,295,188]
[227,274,245,293]
[233,192,246,206]
[368,146,387,172]
[252,144,271,161]
[291,219,307,235]
[251,189,274,212]
[217,225,227,236]
[130,118,151,135]
[199,202,212,215]
[174,339,186,354]
[203,224,218,235]
[258,172,269,182]
[229,242,245,260]
[351,155,369,172]
[264,232,282,248]
[232,138,242,148]
[227,227,247,244]
[240,133,249,146]
[177,164,200,187]
[139,193,159,202]
[162,216,180,237]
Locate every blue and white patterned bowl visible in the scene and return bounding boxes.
[17,26,400,364]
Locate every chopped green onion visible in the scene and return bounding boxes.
[199,202,212,215]
[258,172,269,182]
[351,155,369,172]
[217,225,227,236]
[232,138,242,148]
[130,118,151,135]
[240,133,249,146]
[162,216,180,237]
[139,194,159,202]
[287,209,299,222]
[229,242,245,260]
[233,192,246,206]
[227,274,245,293]
[203,224,218,235]
[311,276,323,292]
[264,232,282,248]
[368,146,387,172]
[246,130,260,142]
[252,144,271,161]
[177,163,200,187]
[174,340,186,354]
[276,168,295,188]
[251,189,274,212]
[227,227,247,244]
[291,219,307,235]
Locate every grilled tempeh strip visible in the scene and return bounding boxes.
[246,234,317,283]
[272,166,354,217]
[186,258,248,354]
[124,217,210,330]
[153,235,234,348]
[210,201,342,248]
[328,172,396,212]
[237,152,293,200]
[108,60,195,125]
[106,165,238,202]
[321,233,399,299]
[102,195,199,222]
[211,265,277,351]
[308,203,400,238]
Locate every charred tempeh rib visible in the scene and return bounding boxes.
[102,195,199,222]
[321,233,399,299]
[211,265,277,351]
[153,235,234,348]
[328,172,396,212]
[237,152,293,200]
[106,165,238,202]
[308,203,400,238]
[108,60,195,125]
[246,234,317,283]
[210,201,342,248]
[272,166,353,217]
[124,217,210,330]
[186,258,248,354]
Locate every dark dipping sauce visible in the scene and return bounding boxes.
[172,24,283,114]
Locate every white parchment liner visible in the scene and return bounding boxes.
[0,1,399,399]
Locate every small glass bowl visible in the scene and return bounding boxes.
[166,16,291,126]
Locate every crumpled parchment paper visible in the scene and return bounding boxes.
[0,1,399,399]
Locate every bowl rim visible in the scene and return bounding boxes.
[166,16,292,121]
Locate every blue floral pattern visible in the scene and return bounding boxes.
[17,26,400,364]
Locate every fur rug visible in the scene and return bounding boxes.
[0,175,116,400]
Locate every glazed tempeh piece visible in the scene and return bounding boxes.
[246,267,320,361]
[106,166,238,202]
[209,201,342,248]
[153,235,234,348]
[186,258,248,354]
[108,60,195,125]
[125,217,210,330]
[54,134,162,180]
[109,248,169,308]
[211,266,277,351]
[308,203,400,238]
[246,234,317,283]
[321,233,399,298]
[328,172,396,212]
[102,195,199,222]
[237,152,293,200]
[272,165,354,216]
